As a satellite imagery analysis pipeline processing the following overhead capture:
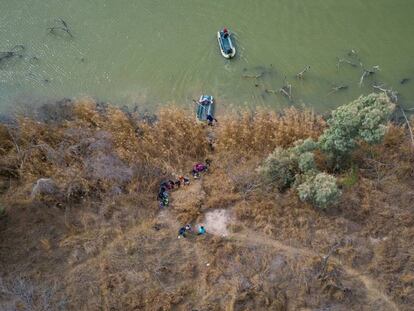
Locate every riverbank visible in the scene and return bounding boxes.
[0,97,413,310]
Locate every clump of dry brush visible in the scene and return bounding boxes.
[216,107,326,158]
[0,98,210,205]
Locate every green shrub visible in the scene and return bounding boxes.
[298,152,316,173]
[258,139,318,190]
[258,147,297,190]
[341,165,359,187]
[292,138,318,154]
[297,172,341,208]
[319,93,394,159]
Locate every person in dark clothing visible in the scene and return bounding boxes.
[179,175,190,186]
[192,169,199,179]
[207,114,218,126]
[158,190,168,208]
[168,180,175,190]
[178,227,187,238]
[223,27,229,38]
[158,186,166,200]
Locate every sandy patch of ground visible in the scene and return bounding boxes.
[203,209,231,237]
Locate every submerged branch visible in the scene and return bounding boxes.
[242,72,263,79]
[48,18,73,38]
[359,65,380,87]
[48,27,73,38]
[372,83,398,103]
[336,58,357,71]
[0,45,25,64]
[296,65,310,79]
[279,77,292,100]
[327,85,348,96]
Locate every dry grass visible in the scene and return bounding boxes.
[216,107,326,158]
[0,99,209,205]
[0,101,413,310]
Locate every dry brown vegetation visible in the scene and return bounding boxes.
[0,99,413,310]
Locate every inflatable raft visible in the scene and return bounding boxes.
[217,28,236,59]
[196,95,214,121]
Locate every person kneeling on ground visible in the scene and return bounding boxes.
[178,226,186,239]
[158,186,166,199]
[179,175,190,186]
[198,225,206,235]
[158,189,169,208]
[192,168,200,179]
[192,162,209,178]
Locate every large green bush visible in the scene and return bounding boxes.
[259,137,322,190]
[296,173,341,208]
[259,94,393,208]
[258,147,297,190]
[319,93,394,158]
[298,152,316,173]
[292,138,318,154]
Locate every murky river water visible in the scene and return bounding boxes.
[1,0,414,112]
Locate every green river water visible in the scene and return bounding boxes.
[1,0,414,113]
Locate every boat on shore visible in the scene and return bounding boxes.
[217,27,236,59]
[196,95,214,122]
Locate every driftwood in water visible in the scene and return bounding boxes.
[372,83,398,103]
[359,65,380,87]
[296,65,310,79]
[48,18,73,38]
[279,77,292,100]
[336,57,358,71]
[58,18,68,29]
[336,48,362,71]
[327,85,348,95]
[0,45,25,64]
[242,72,263,79]
[0,52,14,63]
[48,27,73,37]
[347,49,358,57]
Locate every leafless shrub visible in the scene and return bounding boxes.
[0,277,62,311]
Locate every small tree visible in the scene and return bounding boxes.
[297,172,341,208]
[258,139,319,190]
[298,152,316,173]
[319,93,395,160]
[292,138,318,154]
[258,147,297,190]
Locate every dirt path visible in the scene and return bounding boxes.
[169,174,399,311]
[229,230,399,311]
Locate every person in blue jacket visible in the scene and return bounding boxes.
[198,226,206,235]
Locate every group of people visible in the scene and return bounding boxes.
[156,160,212,238]
[157,176,190,208]
[157,159,212,208]
[178,224,206,239]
